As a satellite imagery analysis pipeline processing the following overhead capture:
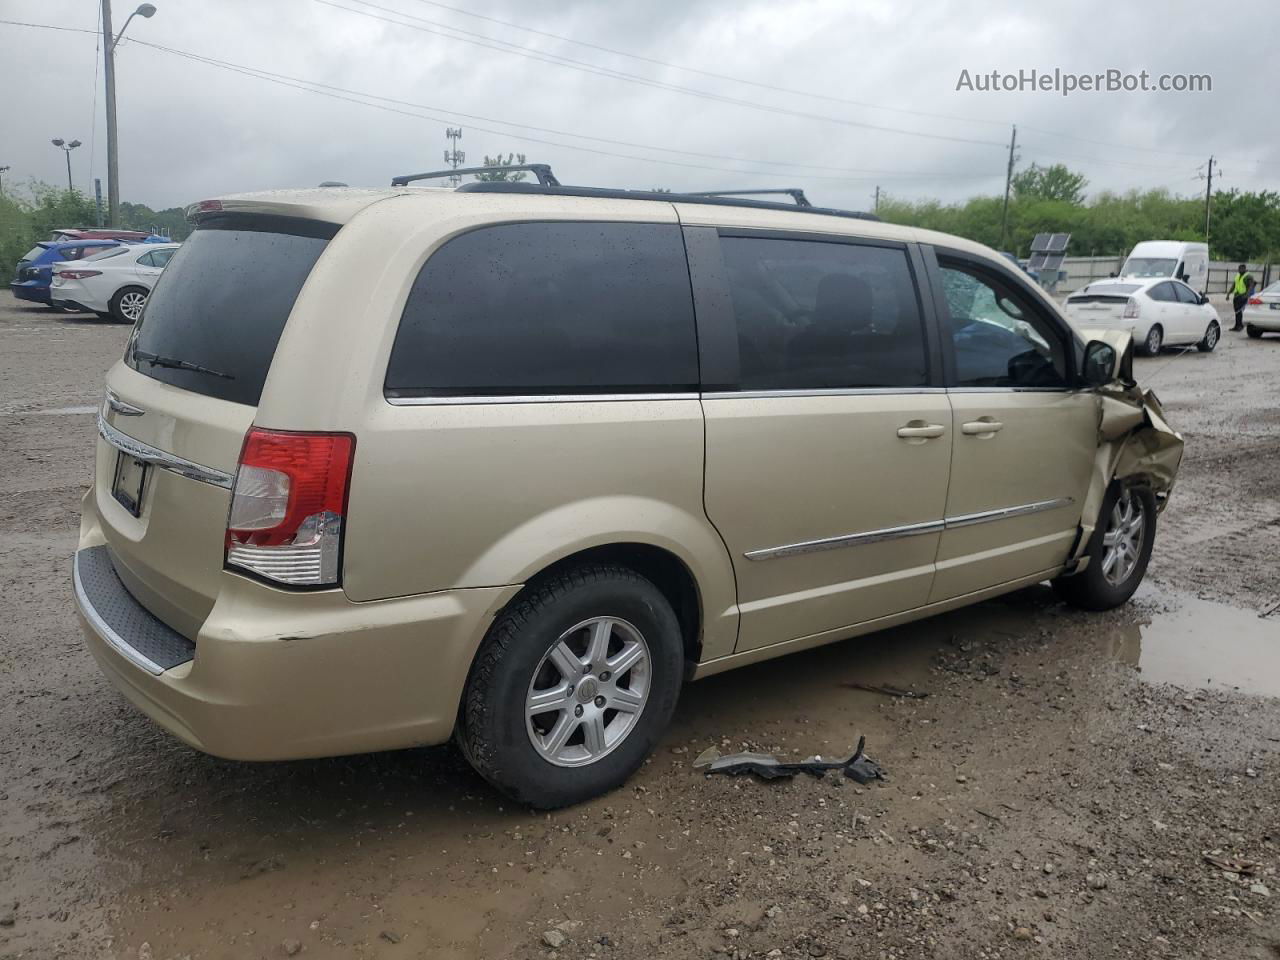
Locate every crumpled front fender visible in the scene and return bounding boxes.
[1066,329,1183,567]
[1070,383,1184,565]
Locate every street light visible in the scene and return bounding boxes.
[51,139,82,192]
[0,165,9,196]
[101,1,157,227]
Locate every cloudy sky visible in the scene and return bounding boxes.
[3,0,1277,213]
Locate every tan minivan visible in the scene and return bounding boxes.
[74,170,1182,807]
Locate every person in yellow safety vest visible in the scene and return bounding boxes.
[1228,263,1255,331]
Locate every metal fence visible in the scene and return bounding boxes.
[1055,257,1275,294]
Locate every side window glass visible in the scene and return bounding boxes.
[136,251,156,267]
[1172,283,1197,304]
[386,222,698,397]
[1148,282,1173,302]
[718,237,928,390]
[152,249,174,267]
[939,261,1068,388]
[61,248,83,262]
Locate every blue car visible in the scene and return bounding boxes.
[10,239,124,305]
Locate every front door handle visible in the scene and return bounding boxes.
[897,422,946,440]
[961,418,1004,436]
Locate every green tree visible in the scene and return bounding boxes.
[472,153,528,182]
[1011,163,1089,205]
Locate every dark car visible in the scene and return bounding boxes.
[10,240,123,305]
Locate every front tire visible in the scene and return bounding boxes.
[457,564,684,808]
[1141,324,1163,356]
[110,286,149,324]
[1246,324,1264,339]
[1053,484,1156,611]
[1197,320,1220,352]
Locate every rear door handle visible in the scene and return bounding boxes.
[896,422,946,440]
[961,418,1004,436]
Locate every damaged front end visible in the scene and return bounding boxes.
[1067,330,1184,570]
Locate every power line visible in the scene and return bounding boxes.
[131,38,999,183]
[399,0,1278,168]
[400,0,1010,130]
[317,0,1009,149]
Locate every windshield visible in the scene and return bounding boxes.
[1122,257,1178,278]
[126,214,336,406]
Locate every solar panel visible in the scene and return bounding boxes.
[1047,233,1071,252]
[1027,253,1049,270]
[1030,233,1052,252]
[1042,253,1066,271]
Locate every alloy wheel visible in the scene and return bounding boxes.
[1205,323,1220,349]
[1146,326,1162,354]
[525,617,651,768]
[120,291,148,322]
[1101,489,1145,587]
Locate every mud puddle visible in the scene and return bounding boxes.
[1108,585,1280,697]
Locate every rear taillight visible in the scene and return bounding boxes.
[1122,298,1140,319]
[225,428,355,588]
[56,269,102,280]
[1249,297,1263,305]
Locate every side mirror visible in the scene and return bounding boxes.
[1082,340,1119,387]
[1198,293,1210,305]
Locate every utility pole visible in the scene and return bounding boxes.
[1000,124,1017,251]
[101,1,157,227]
[1203,155,1215,246]
[444,127,464,186]
[873,185,880,214]
[0,165,9,196]
[102,0,119,226]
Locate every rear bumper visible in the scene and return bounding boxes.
[74,533,521,761]
[1243,310,1280,331]
[10,281,50,303]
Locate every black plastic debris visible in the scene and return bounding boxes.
[842,682,928,699]
[693,735,885,784]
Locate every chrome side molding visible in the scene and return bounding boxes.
[97,414,235,489]
[745,497,1074,561]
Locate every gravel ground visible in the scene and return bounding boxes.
[1,297,1279,960]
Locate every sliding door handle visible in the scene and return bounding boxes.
[897,422,946,440]
[961,418,1004,436]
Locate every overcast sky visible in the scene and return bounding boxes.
[3,0,1277,213]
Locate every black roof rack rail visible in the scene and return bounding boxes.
[683,188,811,207]
[392,163,560,187]
[455,180,879,222]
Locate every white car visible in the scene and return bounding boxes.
[1243,281,1280,339]
[50,243,180,323]
[1063,276,1220,356]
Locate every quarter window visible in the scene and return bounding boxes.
[1172,282,1199,304]
[1148,282,1176,303]
[938,260,1069,388]
[385,222,698,397]
[718,236,928,390]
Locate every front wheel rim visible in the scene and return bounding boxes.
[1147,328,1162,352]
[525,617,651,768]
[1100,489,1145,587]
[120,292,147,321]
[1206,324,1219,348]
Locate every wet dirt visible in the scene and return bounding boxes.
[3,300,1280,960]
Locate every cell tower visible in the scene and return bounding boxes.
[444,128,464,186]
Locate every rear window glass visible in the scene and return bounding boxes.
[84,247,131,262]
[385,221,698,397]
[21,246,44,262]
[127,215,336,406]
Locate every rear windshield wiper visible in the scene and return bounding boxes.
[132,348,235,380]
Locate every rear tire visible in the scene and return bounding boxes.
[1053,484,1156,611]
[94,312,113,322]
[1197,320,1220,352]
[457,564,684,808]
[1140,325,1163,356]
[110,286,149,324]
[1246,324,1264,339]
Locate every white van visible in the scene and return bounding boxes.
[1119,241,1209,294]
